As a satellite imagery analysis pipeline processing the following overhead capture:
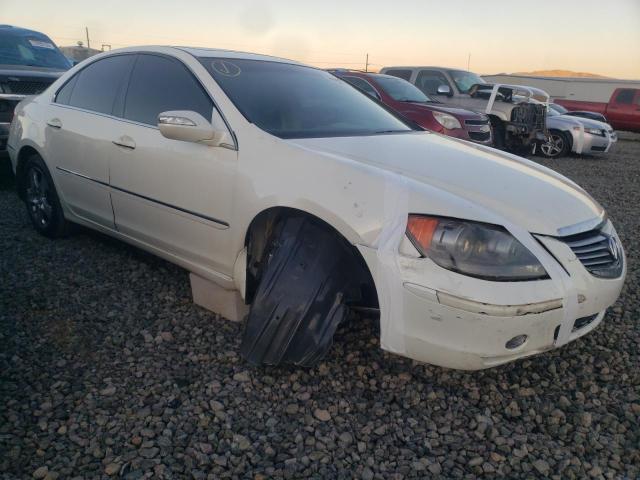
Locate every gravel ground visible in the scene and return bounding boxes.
[1,138,639,480]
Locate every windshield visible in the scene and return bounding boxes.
[447,70,485,94]
[550,103,568,114]
[200,58,413,139]
[374,75,432,103]
[0,31,70,69]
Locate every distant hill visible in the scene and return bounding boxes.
[511,69,610,79]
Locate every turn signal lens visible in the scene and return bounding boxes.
[406,216,440,252]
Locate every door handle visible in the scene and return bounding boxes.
[47,118,62,129]
[112,136,136,150]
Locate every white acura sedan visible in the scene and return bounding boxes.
[7,46,626,370]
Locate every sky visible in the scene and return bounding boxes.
[2,0,640,79]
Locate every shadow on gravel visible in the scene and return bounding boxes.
[0,155,15,191]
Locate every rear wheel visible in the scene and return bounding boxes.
[240,215,369,367]
[539,130,570,158]
[489,117,505,149]
[22,154,70,238]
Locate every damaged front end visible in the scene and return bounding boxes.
[470,83,549,150]
[240,213,377,367]
[509,102,547,147]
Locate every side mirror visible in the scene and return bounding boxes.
[158,110,233,147]
[437,85,452,96]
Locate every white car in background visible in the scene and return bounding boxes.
[8,46,626,370]
[541,107,617,158]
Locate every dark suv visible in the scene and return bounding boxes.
[330,70,492,145]
[0,25,71,151]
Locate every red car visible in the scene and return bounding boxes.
[331,70,492,145]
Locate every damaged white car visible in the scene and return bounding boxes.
[8,47,626,370]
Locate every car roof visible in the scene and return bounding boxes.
[331,70,404,81]
[175,46,302,65]
[382,66,467,72]
[0,24,53,39]
[95,45,305,66]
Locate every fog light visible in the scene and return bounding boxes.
[505,334,528,349]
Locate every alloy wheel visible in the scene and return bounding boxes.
[541,133,565,157]
[26,166,53,228]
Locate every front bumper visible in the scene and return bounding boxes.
[0,122,9,151]
[0,94,25,152]
[358,230,625,370]
[570,129,617,154]
[444,123,493,145]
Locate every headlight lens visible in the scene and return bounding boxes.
[432,111,462,130]
[406,215,548,281]
[575,126,605,137]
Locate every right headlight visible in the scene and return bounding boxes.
[406,215,548,281]
[575,126,605,137]
[432,111,462,130]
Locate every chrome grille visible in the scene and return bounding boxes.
[468,131,491,142]
[2,80,53,95]
[464,119,489,126]
[510,103,546,131]
[560,227,623,278]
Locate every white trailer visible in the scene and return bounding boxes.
[482,74,640,103]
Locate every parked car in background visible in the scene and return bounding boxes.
[381,66,548,152]
[549,103,608,123]
[555,88,640,133]
[330,70,492,145]
[0,25,71,151]
[8,46,625,370]
[540,107,617,158]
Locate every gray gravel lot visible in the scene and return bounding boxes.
[1,138,639,480]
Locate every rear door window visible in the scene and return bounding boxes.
[342,76,379,98]
[123,54,213,126]
[384,69,413,81]
[614,89,635,104]
[416,70,452,95]
[61,55,134,115]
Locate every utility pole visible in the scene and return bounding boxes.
[85,27,90,50]
[467,53,471,71]
[365,53,369,72]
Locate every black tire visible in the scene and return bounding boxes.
[489,117,506,150]
[22,154,70,238]
[539,130,570,158]
[240,216,362,367]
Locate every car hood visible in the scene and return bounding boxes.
[407,102,484,120]
[287,132,603,236]
[549,114,612,130]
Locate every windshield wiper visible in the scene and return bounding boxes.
[374,129,409,134]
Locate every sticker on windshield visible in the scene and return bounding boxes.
[28,39,56,50]
[211,60,241,77]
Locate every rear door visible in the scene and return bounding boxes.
[606,88,639,130]
[108,53,237,273]
[48,54,135,228]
